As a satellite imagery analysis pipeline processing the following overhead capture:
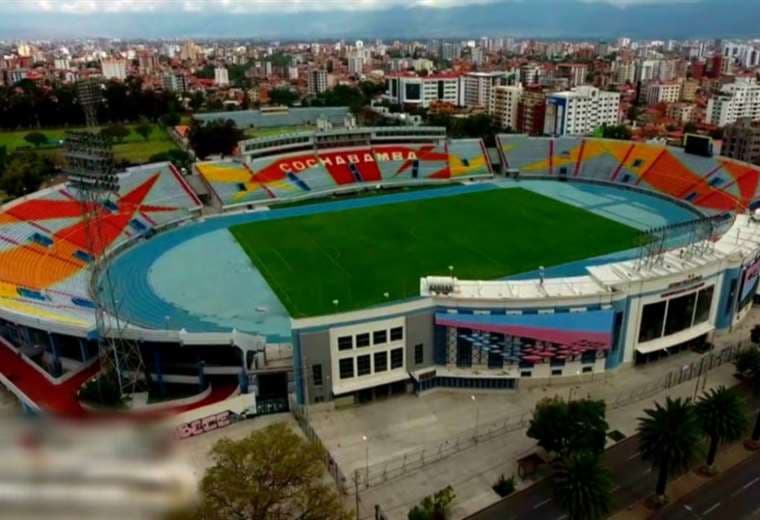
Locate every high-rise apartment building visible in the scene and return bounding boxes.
[101,58,128,81]
[493,84,524,130]
[544,86,621,136]
[706,77,760,127]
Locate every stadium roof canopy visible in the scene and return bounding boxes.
[193,106,351,129]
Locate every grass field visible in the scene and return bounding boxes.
[0,124,179,165]
[230,188,640,318]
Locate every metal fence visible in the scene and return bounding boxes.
[297,343,745,494]
[292,402,350,493]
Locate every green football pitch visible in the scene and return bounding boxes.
[229,188,640,318]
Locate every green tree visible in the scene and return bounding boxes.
[135,120,154,141]
[193,423,350,520]
[160,111,181,127]
[601,124,632,140]
[188,119,244,159]
[735,346,760,443]
[553,452,612,520]
[0,152,50,197]
[527,397,609,458]
[24,131,48,148]
[269,87,300,107]
[638,397,702,502]
[408,486,455,520]
[100,124,130,144]
[149,149,192,171]
[695,386,749,470]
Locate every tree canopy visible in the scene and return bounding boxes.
[553,452,612,520]
[0,152,52,198]
[189,119,245,159]
[695,386,748,469]
[638,397,702,499]
[527,397,609,458]
[191,422,350,520]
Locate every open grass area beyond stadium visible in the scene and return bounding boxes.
[230,188,641,318]
[0,124,178,165]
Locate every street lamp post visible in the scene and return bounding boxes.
[362,434,369,487]
[471,395,479,441]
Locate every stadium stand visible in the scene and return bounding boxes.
[498,135,760,213]
[197,139,493,208]
[0,162,201,327]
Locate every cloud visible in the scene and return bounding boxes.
[579,0,698,6]
[6,0,502,14]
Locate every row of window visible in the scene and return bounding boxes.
[338,326,404,351]
[338,347,405,379]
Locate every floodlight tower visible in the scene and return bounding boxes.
[65,84,146,400]
[76,78,102,129]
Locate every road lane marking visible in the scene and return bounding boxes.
[731,476,760,497]
[533,498,552,509]
[703,502,721,515]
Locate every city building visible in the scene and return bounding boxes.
[460,71,513,111]
[101,58,128,81]
[519,63,543,86]
[556,63,588,88]
[544,86,621,136]
[517,87,548,136]
[722,118,760,165]
[706,77,760,127]
[680,79,699,102]
[214,66,230,87]
[137,50,158,74]
[162,72,188,93]
[666,102,696,124]
[384,72,460,108]
[308,68,329,95]
[645,82,682,105]
[493,84,524,130]
[348,55,364,76]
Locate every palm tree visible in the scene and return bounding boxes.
[735,346,760,444]
[638,397,702,503]
[553,452,612,520]
[696,386,749,471]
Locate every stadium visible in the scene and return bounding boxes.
[2,123,760,416]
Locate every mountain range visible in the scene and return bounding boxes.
[1,0,758,40]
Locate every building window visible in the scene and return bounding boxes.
[582,366,593,373]
[373,330,387,345]
[390,326,404,341]
[374,351,388,372]
[356,333,370,348]
[338,336,353,351]
[357,355,371,376]
[339,358,354,379]
[414,344,424,365]
[521,371,532,378]
[312,364,323,386]
[551,368,563,376]
[391,348,404,369]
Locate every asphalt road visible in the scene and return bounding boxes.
[466,434,658,520]
[654,451,760,520]
[467,392,760,520]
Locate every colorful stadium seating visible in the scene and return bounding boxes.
[0,162,201,327]
[197,139,493,207]
[498,135,760,213]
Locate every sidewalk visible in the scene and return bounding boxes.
[339,354,743,519]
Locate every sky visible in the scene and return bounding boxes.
[0,0,756,39]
